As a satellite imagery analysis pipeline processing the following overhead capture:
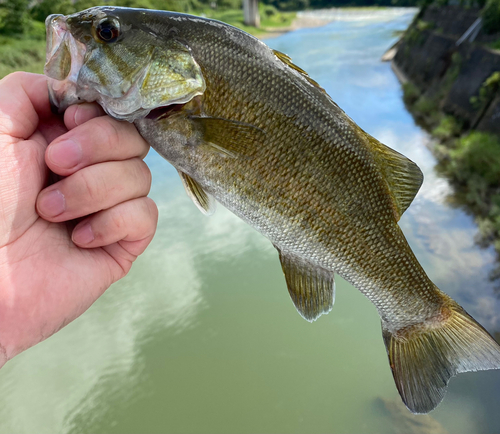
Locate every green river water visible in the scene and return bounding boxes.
[1,8,500,434]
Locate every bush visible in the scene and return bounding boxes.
[405,27,425,47]
[262,0,308,11]
[0,0,31,35]
[471,71,500,110]
[216,0,243,9]
[416,19,433,30]
[432,115,462,140]
[413,95,440,125]
[448,132,500,188]
[482,0,500,34]
[260,3,278,17]
[490,38,500,50]
[0,35,46,78]
[402,82,420,104]
[115,0,155,9]
[73,0,103,11]
[31,0,75,23]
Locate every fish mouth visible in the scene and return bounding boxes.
[45,14,88,112]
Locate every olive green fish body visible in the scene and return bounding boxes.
[134,16,439,329]
[44,7,500,414]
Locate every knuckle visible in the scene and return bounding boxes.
[77,169,102,203]
[134,159,152,192]
[110,208,127,232]
[135,198,158,238]
[97,117,121,150]
[144,197,159,222]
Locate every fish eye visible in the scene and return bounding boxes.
[95,19,120,43]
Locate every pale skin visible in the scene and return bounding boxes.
[0,72,159,368]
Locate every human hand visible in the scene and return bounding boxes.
[0,72,158,367]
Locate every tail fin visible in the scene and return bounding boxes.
[382,303,500,414]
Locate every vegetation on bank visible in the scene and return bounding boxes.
[402,79,500,261]
[439,132,500,272]
[0,0,297,79]
[0,33,46,79]
[0,0,425,80]
[482,0,500,35]
[398,0,500,262]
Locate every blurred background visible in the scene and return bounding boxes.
[1,1,500,433]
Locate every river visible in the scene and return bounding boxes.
[1,8,499,434]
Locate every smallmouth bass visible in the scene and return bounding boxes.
[44,7,500,413]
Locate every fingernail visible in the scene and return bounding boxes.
[38,189,65,217]
[73,222,94,245]
[74,104,103,126]
[48,139,82,169]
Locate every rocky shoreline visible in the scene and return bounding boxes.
[391,5,500,275]
[391,5,500,136]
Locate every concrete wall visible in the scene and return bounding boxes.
[393,5,500,135]
[444,46,500,135]
[243,0,260,27]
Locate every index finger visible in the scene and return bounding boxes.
[0,72,61,140]
[46,116,150,176]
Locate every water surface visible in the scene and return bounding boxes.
[1,9,500,434]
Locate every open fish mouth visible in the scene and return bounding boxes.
[45,14,88,112]
[44,8,207,121]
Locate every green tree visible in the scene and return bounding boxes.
[31,0,75,23]
[482,0,500,34]
[0,0,31,35]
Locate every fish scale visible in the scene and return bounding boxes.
[44,6,500,414]
[151,26,441,320]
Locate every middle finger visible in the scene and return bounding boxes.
[46,116,150,177]
[36,158,151,222]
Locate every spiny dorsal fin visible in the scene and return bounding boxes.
[178,170,216,215]
[189,116,265,159]
[276,247,335,322]
[273,49,326,93]
[365,134,423,220]
[382,301,500,414]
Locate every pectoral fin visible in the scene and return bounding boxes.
[178,170,216,215]
[190,116,265,159]
[276,248,335,322]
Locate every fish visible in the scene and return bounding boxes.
[44,6,500,414]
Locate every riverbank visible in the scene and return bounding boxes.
[0,6,418,78]
[0,6,298,79]
[391,4,500,268]
[262,7,418,38]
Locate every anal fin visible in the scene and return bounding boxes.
[276,248,335,322]
[178,170,216,216]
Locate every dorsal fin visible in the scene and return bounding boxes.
[365,134,423,220]
[276,247,335,322]
[273,49,326,94]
